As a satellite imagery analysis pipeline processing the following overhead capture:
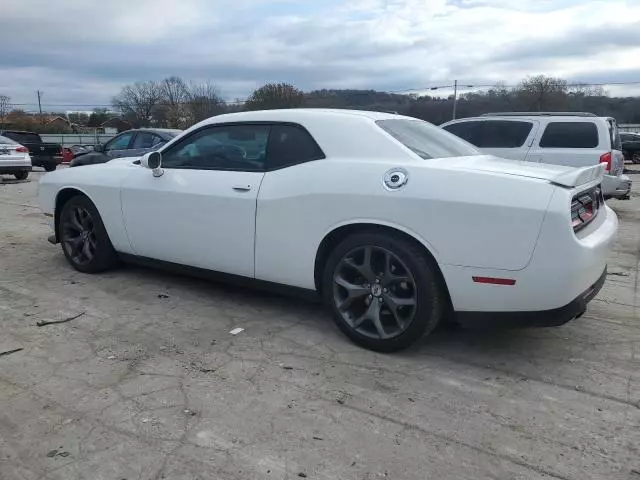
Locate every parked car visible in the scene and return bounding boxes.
[0,134,32,180]
[69,128,182,167]
[0,130,61,172]
[39,109,617,352]
[62,145,94,163]
[441,112,631,200]
[621,132,640,163]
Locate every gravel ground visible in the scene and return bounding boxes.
[1,169,639,480]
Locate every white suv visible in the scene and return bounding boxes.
[441,113,631,200]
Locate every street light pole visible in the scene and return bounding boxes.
[452,80,458,120]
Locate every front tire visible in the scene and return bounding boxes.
[14,171,28,180]
[322,232,445,352]
[59,196,118,273]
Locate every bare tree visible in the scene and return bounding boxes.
[245,83,304,111]
[516,75,569,111]
[160,76,189,127]
[569,83,606,97]
[185,81,225,124]
[0,95,11,129]
[112,81,164,126]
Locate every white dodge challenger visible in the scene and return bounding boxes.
[39,109,618,351]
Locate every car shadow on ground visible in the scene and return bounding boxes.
[0,177,31,184]
[96,259,545,360]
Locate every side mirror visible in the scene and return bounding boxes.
[141,151,163,177]
[93,143,104,153]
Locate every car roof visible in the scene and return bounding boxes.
[123,128,182,138]
[443,115,612,124]
[200,108,409,126]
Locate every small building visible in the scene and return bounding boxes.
[100,117,133,133]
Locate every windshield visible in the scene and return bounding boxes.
[376,119,479,159]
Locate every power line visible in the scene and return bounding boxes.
[6,80,640,109]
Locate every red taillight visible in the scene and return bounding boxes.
[599,152,612,172]
[15,146,28,153]
[571,186,601,232]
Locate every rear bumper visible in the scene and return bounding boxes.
[456,267,606,329]
[31,155,62,166]
[607,174,632,200]
[0,165,31,174]
[601,174,617,196]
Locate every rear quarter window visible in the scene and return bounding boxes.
[539,122,599,148]
[378,119,479,159]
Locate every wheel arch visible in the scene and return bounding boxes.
[54,187,94,240]
[313,222,451,307]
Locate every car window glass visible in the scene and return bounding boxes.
[132,132,161,149]
[539,122,598,148]
[442,121,482,146]
[162,125,269,171]
[378,119,479,159]
[478,120,533,148]
[266,124,325,169]
[0,135,18,145]
[105,133,133,151]
[2,132,40,144]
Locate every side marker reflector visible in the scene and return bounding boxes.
[472,276,516,286]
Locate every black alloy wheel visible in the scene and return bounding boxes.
[59,195,118,273]
[323,232,445,352]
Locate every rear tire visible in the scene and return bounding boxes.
[44,163,57,172]
[322,232,445,352]
[59,195,118,273]
[14,171,28,180]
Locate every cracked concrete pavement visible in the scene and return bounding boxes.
[1,169,639,480]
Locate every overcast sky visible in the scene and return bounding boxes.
[1,0,639,111]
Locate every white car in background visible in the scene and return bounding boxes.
[0,134,32,180]
[441,112,631,200]
[38,109,617,351]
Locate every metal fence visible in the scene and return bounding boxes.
[619,124,640,134]
[40,133,115,147]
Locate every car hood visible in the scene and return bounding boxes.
[436,155,604,188]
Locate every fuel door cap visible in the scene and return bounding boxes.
[383,168,409,190]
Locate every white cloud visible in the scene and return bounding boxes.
[0,0,639,108]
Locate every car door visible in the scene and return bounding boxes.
[476,120,539,161]
[525,121,601,167]
[120,123,269,278]
[442,119,538,160]
[104,132,135,158]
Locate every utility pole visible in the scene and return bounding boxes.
[37,90,43,123]
[452,80,458,120]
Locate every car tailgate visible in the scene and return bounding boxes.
[24,142,61,157]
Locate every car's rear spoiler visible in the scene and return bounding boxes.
[551,164,605,188]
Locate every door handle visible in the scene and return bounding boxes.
[232,185,252,192]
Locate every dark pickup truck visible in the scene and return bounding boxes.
[0,130,62,171]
